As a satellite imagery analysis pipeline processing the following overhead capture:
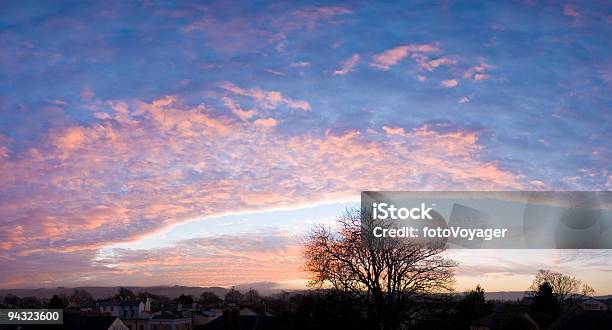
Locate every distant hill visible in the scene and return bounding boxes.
[484,291,526,301]
[484,292,612,301]
[0,286,228,300]
[1,287,610,302]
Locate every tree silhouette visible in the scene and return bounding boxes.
[224,287,243,305]
[116,287,136,299]
[199,291,222,307]
[48,295,66,309]
[529,269,594,311]
[532,282,560,316]
[244,288,261,305]
[289,291,375,330]
[456,285,490,329]
[3,294,19,306]
[175,294,194,306]
[17,296,41,308]
[303,208,456,330]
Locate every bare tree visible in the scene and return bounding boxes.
[303,208,456,330]
[528,269,595,311]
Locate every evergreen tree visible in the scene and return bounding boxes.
[533,282,560,316]
[48,295,66,309]
[456,285,490,329]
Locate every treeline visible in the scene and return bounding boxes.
[0,269,596,330]
[0,286,263,311]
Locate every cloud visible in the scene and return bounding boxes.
[382,126,405,135]
[458,96,471,103]
[440,79,459,88]
[92,232,303,287]
[1,0,610,291]
[563,4,580,18]
[415,56,456,72]
[219,82,311,111]
[254,117,278,128]
[371,44,440,70]
[54,127,87,150]
[181,5,352,55]
[290,6,353,21]
[464,62,493,81]
[290,61,311,68]
[0,135,11,160]
[0,93,529,286]
[222,97,257,121]
[333,53,360,75]
[268,6,353,48]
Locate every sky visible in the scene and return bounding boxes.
[0,0,611,293]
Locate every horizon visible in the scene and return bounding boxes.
[3,284,611,300]
[1,0,611,298]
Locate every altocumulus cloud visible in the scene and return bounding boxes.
[0,88,531,287]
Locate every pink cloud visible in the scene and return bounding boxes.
[254,117,278,128]
[371,44,440,70]
[464,62,494,81]
[54,127,87,150]
[0,135,11,160]
[415,56,456,71]
[474,73,490,81]
[382,126,406,136]
[222,96,257,121]
[268,6,353,48]
[180,6,352,55]
[219,81,311,111]
[440,79,459,88]
[333,53,360,75]
[92,232,305,287]
[0,93,531,286]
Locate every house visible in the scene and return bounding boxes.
[525,312,556,330]
[202,308,284,330]
[98,298,151,319]
[581,298,609,311]
[470,304,531,330]
[549,310,612,329]
[64,314,130,330]
[121,317,150,330]
[150,311,192,330]
[193,310,221,327]
[178,303,199,312]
